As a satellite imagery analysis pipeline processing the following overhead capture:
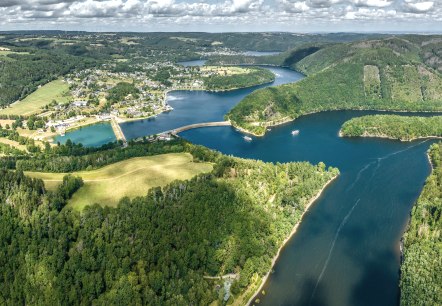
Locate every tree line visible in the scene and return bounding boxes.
[340,115,442,141]
[400,142,442,305]
[0,140,338,305]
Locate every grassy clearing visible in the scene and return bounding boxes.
[0,138,27,151]
[26,153,213,210]
[200,66,256,76]
[364,65,381,99]
[0,50,29,56]
[0,79,71,116]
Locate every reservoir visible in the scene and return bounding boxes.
[180,111,435,306]
[54,122,116,147]
[60,62,439,305]
[120,66,304,140]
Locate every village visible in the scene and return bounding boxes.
[40,61,253,139]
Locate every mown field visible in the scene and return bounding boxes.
[0,79,71,116]
[26,153,213,210]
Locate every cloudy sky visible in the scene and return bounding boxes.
[0,0,441,32]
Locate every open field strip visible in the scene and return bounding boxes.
[0,79,71,116]
[0,138,27,151]
[26,153,213,210]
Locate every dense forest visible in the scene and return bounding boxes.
[0,140,338,305]
[203,67,274,91]
[400,142,442,305]
[340,115,442,141]
[107,82,140,105]
[226,38,442,135]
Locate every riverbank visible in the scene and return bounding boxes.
[230,116,295,137]
[230,108,442,137]
[338,130,442,142]
[244,174,339,306]
[338,114,442,142]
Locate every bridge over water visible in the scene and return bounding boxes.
[166,121,232,134]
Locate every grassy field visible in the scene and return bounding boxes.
[26,153,213,210]
[0,79,71,116]
[0,138,27,151]
[201,66,256,76]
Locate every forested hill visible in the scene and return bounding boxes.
[400,142,442,305]
[340,115,442,141]
[0,140,338,305]
[226,36,442,135]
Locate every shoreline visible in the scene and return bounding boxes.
[111,77,276,125]
[230,117,295,137]
[245,174,339,306]
[231,108,442,137]
[338,130,442,142]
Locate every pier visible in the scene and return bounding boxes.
[110,117,127,146]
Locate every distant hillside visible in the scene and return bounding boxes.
[227,36,442,135]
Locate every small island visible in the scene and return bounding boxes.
[339,115,442,141]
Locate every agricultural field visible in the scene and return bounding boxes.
[0,49,29,61]
[26,153,213,210]
[0,79,71,116]
[201,66,256,76]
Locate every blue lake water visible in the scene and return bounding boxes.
[120,67,304,140]
[243,51,281,56]
[54,122,116,147]
[178,59,207,66]
[57,63,440,306]
[180,110,437,306]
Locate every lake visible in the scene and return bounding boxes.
[54,122,116,147]
[243,51,281,56]
[177,59,207,66]
[58,62,439,306]
[120,66,304,140]
[180,111,435,306]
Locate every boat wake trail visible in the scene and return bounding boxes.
[309,199,361,305]
[369,139,430,181]
[348,140,430,193]
[346,163,375,192]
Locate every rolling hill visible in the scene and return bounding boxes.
[226,36,442,135]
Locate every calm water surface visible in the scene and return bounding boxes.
[120,66,304,140]
[243,51,281,56]
[177,59,207,66]
[59,64,438,306]
[180,111,436,306]
[54,122,115,147]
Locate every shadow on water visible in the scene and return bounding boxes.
[350,250,399,306]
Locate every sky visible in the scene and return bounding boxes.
[0,0,441,33]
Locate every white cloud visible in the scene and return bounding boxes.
[402,0,434,13]
[0,0,440,31]
[352,0,393,7]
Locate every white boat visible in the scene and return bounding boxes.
[243,136,252,141]
[164,105,174,112]
[291,130,300,136]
